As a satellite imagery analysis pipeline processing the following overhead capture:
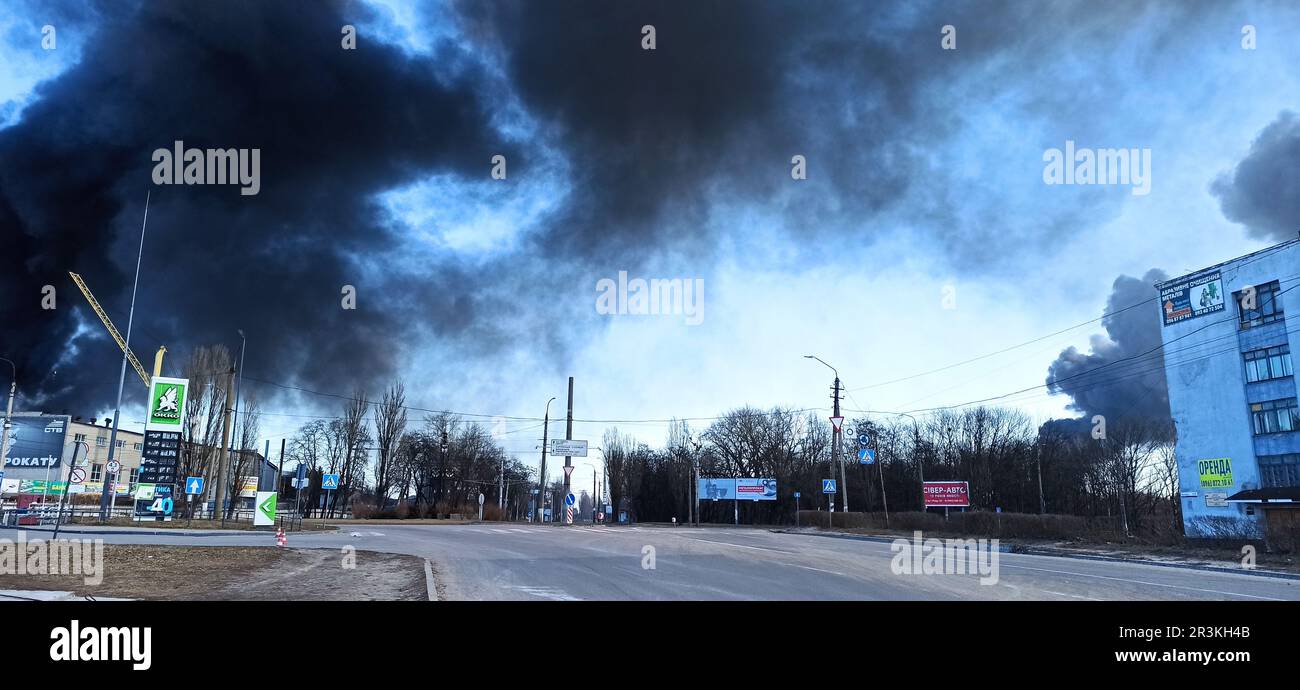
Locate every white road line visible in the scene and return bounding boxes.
[511,586,581,601]
[999,562,1287,601]
[1043,590,1100,601]
[508,528,531,533]
[489,528,509,534]
[680,537,771,552]
[423,559,437,602]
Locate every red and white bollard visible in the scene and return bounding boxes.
[275,528,287,547]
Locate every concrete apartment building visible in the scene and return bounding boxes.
[1156,237,1300,549]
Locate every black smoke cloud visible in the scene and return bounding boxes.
[0,1,1251,414]
[1,0,519,410]
[1045,269,1171,430]
[1211,110,1300,242]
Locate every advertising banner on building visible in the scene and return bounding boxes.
[923,481,970,507]
[1197,458,1234,489]
[145,377,190,432]
[1160,270,1225,326]
[735,478,778,501]
[2,415,69,469]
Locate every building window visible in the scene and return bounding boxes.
[91,464,103,481]
[1244,344,1293,383]
[74,433,86,442]
[115,439,124,448]
[1259,453,1300,488]
[96,436,107,447]
[1236,280,1283,329]
[1251,397,1299,435]
[133,443,143,451]
[129,468,139,484]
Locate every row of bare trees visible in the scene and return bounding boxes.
[179,344,262,517]
[601,405,1178,536]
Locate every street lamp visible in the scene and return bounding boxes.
[804,355,848,513]
[232,330,247,493]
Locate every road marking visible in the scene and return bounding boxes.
[510,586,581,601]
[680,537,771,552]
[489,528,509,534]
[1043,590,1100,601]
[1000,563,1287,601]
[508,528,531,533]
[423,559,437,602]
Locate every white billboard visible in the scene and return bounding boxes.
[549,439,588,457]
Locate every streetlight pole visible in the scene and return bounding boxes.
[100,191,150,523]
[805,355,848,513]
[0,358,15,477]
[230,330,246,504]
[538,397,555,523]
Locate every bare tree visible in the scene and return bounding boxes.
[372,383,408,508]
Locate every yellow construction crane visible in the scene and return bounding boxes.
[68,271,153,387]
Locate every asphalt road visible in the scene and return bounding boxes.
[4,523,1298,601]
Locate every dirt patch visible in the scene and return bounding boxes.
[0,545,426,600]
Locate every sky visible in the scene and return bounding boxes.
[2,0,1299,476]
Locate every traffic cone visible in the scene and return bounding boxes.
[276,528,287,547]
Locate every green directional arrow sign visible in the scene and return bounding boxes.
[255,491,278,526]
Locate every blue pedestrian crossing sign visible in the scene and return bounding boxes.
[858,448,876,465]
[822,479,837,493]
[322,473,340,490]
[794,491,801,498]
[185,477,204,495]
[565,493,576,506]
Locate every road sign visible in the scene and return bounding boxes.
[858,432,870,447]
[69,467,87,484]
[598,512,604,521]
[322,474,340,490]
[185,476,204,495]
[822,479,836,493]
[550,439,588,457]
[565,493,575,506]
[478,493,485,505]
[858,448,876,465]
[107,460,120,474]
[829,416,844,432]
[254,491,277,526]
[563,465,575,478]
[794,491,801,498]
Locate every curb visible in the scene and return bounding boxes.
[773,528,1300,581]
[3,526,272,538]
[423,559,439,602]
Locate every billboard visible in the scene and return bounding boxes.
[3,415,69,469]
[923,481,970,507]
[1160,270,1225,326]
[736,478,778,501]
[549,439,588,457]
[145,376,190,432]
[1197,458,1233,489]
[699,478,734,500]
[698,478,777,501]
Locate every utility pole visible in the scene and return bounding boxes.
[214,367,236,525]
[805,356,847,512]
[539,397,555,523]
[1036,444,1046,514]
[834,377,847,513]
[100,191,150,523]
[498,452,505,510]
[0,358,15,476]
[562,377,574,524]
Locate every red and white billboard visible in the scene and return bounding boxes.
[923,481,969,507]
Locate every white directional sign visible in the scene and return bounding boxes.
[549,439,588,457]
[322,473,340,490]
[185,476,205,495]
